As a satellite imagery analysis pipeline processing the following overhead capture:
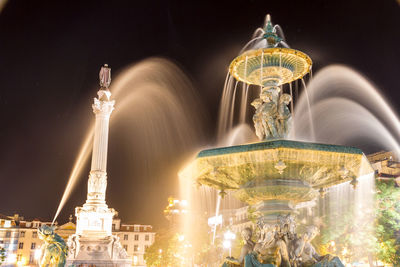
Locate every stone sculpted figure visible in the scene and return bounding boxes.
[274,214,297,267]
[265,86,280,104]
[254,220,280,265]
[251,85,294,141]
[277,94,292,138]
[37,225,68,267]
[292,226,344,267]
[223,227,255,266]
[223,214,346,267]
[251,85,294,140]
[260,90,279,139]
[251,98,265,140]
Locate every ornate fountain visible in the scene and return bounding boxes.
[180,15,374,267]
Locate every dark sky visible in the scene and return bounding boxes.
[0,0,399,228]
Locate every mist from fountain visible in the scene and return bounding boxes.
[52,58,206,223]
[316,173,376,263]
[292,64,400,156]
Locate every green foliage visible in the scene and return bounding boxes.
[317,187,378,263]
[144,220,211,266]
[0,247,5,265]
[317,180,400,265]
[375,180,400,265]
[144,229,181,267]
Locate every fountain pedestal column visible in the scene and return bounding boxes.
[67,65,131,267]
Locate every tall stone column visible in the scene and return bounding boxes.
[86,65,115,206]
[75,64,116,237]
[68,65,131,266]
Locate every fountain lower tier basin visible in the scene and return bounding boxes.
[180,140,374,204]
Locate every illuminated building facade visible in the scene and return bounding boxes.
[368,151,400,186]
[113,220,155,267]
[0,214,154,266]
[163,197,188,227]
[0,214,55,266]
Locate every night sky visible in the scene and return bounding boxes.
[0,0,399,228]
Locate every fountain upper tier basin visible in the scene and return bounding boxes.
[229,48,312,87]
[180,140,373,205]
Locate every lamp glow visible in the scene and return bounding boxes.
[222,240,231,249]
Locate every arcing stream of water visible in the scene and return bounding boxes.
[52,58,206,224]
[293,64,400,155]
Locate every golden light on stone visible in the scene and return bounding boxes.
[179,140,374,205]
[229,47,312,86]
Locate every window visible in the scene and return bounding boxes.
[134,226,139,232]
[32,232,37,238]
[29,253,34,263]
[145,245,149,251]
[5,231,11,238]
[20,231,25,238]
[134,234,139,241]
[17,254,22,261]
[18,242,24,249]
[123,245,128,251]
[145,235,149,241]
[112,224,116,231]
[123,234,128,240]
[31,243,36,249]
[134,245,139,252]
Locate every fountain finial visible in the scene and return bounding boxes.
[263,14,281,48]
[99,64,111,89]
[265,14,272,31]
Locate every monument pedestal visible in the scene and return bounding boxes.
[67,234,131,267]
[67,202,132,266]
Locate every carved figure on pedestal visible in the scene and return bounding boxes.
[254,221,280,266]
[277,94,292,138]
[260,90,278,139]
[292,226,344,267]
[223,227,255,266]
[252,98,266,140]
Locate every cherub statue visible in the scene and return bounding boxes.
[264,86,280,104]
[37,225,68,267]
[260,90,279,139]
[251,98,265,140]
[277,94,292,138]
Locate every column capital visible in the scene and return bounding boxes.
[92,95,115,116]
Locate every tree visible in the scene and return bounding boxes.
[0,247,5,265]
[375,180,400,265]
[144,229,181,267]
